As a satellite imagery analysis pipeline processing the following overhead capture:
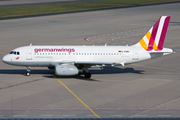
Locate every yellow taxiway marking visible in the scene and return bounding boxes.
[132,64,180,72]
[53,75,100,118]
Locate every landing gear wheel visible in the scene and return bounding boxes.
[26,72,30,76]
[84,72,91,78]
[25,66,31,76]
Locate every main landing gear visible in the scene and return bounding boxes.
[26,67,31,76]
[84,72,91,78]
[83,68,91,79]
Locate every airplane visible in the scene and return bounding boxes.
[2,16,173,78]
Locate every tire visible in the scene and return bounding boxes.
[84,72,91,78]
[26,72,30,76]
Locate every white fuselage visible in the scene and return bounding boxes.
[2,16,174,78]
[3,45,153,67]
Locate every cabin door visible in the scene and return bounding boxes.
[26,49,32,60]
[133,49,138,60]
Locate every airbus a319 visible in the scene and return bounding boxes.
[2,16,173,78]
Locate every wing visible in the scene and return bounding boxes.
[74,61,125,67]
[50,59,125,67]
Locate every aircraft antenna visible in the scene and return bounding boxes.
[30,43,32,46]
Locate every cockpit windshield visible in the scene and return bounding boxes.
[9,51,20,55]
[9,51,14,54]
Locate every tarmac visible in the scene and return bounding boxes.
[0,0,98,7]
[0,2,180,118]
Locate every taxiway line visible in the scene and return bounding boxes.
[53,75,100,118]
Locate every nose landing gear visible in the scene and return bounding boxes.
[26,67,31,76]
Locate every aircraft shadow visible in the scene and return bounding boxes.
[0,67,144,81]
[0,67,144,75]
[0,69,54,75]
[90,67,144,75]
[45,74,100,81]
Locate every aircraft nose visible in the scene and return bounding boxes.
[2,56,6,62]
[2,55,9,63]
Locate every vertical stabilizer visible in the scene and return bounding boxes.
[134,16,170,51]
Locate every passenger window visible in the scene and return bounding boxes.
[59,53,61,55]
[84,53,86,55]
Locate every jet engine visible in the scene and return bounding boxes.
[55,64,78,76]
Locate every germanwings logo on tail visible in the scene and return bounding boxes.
[138,16,170,51]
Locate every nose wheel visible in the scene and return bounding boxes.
[26,72,31,76]
[25,67,31,76]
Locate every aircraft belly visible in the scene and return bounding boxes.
[15,61,49,67]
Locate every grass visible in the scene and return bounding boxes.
[0,0,180,19]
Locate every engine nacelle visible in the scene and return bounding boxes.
[55,64,78,76]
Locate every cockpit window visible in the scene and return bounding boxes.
[9,51,20,55]
[9,51,14,54]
